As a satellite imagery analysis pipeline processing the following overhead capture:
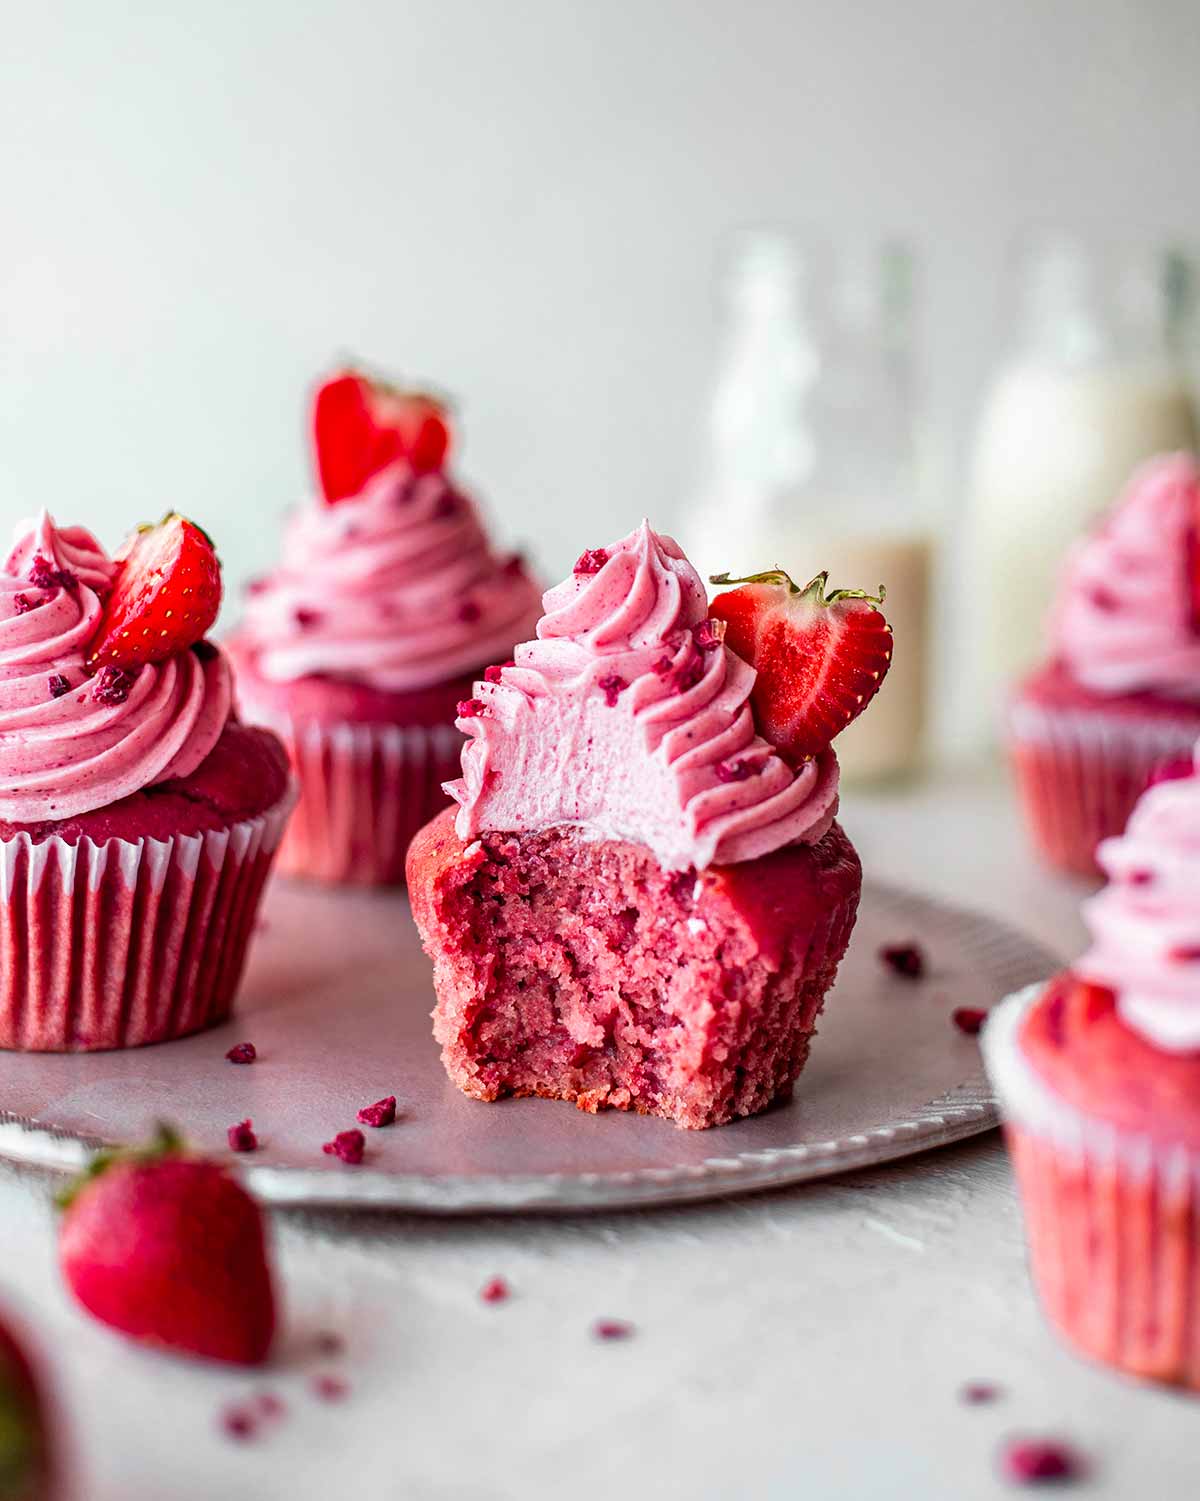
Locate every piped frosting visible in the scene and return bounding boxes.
[1053,452,1200,698]
[0,512,231,823]
[237,463,541,692]
[1076,745,1200,1051]
[447,521,840,870]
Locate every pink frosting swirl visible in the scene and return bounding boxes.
[447,521,840,870]
[1076,747,1200,1051]
[0,512,232,823]
[1053,453,1200,697]
[237,464,542,692]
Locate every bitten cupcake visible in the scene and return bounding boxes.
[0,512,292,1052]
[1008,452,1200,877]
[227,370,541,885]
[984,748,1200,1389]
[408,523,892,1130]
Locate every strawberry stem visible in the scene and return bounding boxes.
[55,1121,186,1210]
[709,568,886,607]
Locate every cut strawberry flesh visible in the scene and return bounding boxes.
[87,515,222,671]
[312,371,450,503]
[710,570,893,761]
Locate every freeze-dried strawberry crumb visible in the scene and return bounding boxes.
[312,1374,349,1402]
[457,698,486,719]
[92,666,137,705]
[671,657,705,694]
[1128,869,1154,886]
[502,551,526,578]
[653,656,674,676]
[592,1319,634,1341]
[458,599,482,624]
[228,1119,258,1153]
[434,492,459,519]
[715,758,762,783]
[48,674,71,699]
[12,592,37,614]
[574,548,608,575]
[484,661,514,684]
[999,1437,1084,1484]
[255,1392,286,1419]
[357,1096,397,1128]
[220,1406,257,1441]
[244,577,268,596]
[953,1007,988,1036]
[880,942,925,979]
[29,554,78,592]
[693,617,725,650]
[480,1277,510,1304]
[961,1381,1001,1404]
[323,1129,365,1165]
[294,607,322,630]
[598,673,627,707]
[1169,944,1200,962]
[226,1042,257,1065]
[313,1331,344,1357]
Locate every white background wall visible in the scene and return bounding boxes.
[3,2,1198,653]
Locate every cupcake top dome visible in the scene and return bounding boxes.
[447,521,892,871]
[1052,452,1200,698]
[1076,747,1200,1052]
[0,512,231,822]
[235,369,542,694]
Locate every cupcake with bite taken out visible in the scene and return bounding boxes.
[1008,452,1200,877]
[227,369,541,885]
[0,512,292,1052]
[408,523,892,1130]
[985,744,1200,1389]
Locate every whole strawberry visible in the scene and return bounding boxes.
[312,368,451,503]
[58,1126,275,1366]
[87,514,222,672]
[710,568,893,761]
[0,1310,57,1501]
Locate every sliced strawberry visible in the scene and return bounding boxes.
[709,568,893,760]
[312,369,451,502]
[87,514,222,671]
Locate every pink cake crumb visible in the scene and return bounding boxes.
[408,810,862,1131]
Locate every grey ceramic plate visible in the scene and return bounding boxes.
[0,877,1053,1213]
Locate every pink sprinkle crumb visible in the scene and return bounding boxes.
[480,1277,510,1304]
[228,1119,258,1153]
[357,1096,397,1128]
[880,942,926,979]
[47,674,71,699]
[574,548,609,575]
[457,698,486,719]
[693,617,725,651]
[220,1406,257,1442]
[323,1129,365,1165]
[592,1319,634,1341]
[961,1381,1001,1405]
[226,1042,257,1065]
[294,607,323,630]
[313,1331,344,1357]
[312,1374,349,1402]
[457,599,482,624]
[598,673,627,707]
[999,1438,1085,1485]
[953,1007,988,1036]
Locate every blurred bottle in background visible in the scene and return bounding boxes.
[966,236,1198,729]
[683,232,932,783]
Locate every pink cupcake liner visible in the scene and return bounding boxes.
[1007,699,1200,878]
[984,986,1200,1390]
[263,715,464,885]
[0,791,293,1053]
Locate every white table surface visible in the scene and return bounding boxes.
[2,766,1195,1501]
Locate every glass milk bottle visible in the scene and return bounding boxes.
[966,237,1198,728]
[683,233,932,782]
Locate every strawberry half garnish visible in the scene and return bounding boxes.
[87,514,222,671]
[312,369,451,503]
[709,568,893,760]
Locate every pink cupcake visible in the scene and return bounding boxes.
[0,512,292,1052]
[409,522,894,1129]
[984,749,1200,1389]
[1008,452,1200,877]
[227,370,541,885]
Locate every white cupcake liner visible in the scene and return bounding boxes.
[0,788,294,1052]
[253,710,463,885]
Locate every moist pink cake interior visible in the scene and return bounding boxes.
[409,808,862,1130]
